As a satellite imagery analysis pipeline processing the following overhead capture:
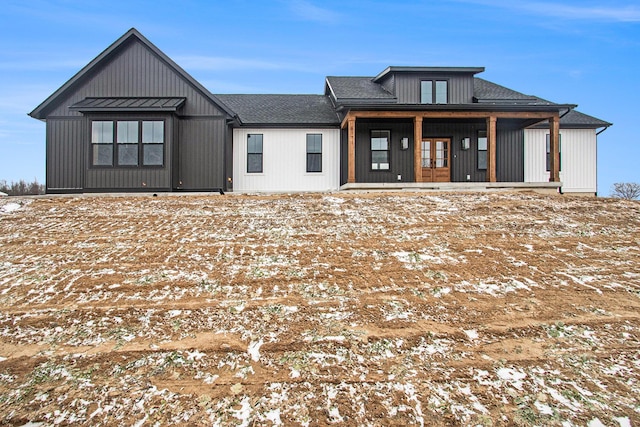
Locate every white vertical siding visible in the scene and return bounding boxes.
[524,128,597,194]
[233,128,340,192]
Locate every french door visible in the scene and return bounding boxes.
[421,138,451,182]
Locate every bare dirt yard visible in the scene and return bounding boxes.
[0,191,638,426]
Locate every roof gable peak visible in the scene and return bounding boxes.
[29,28,234,119]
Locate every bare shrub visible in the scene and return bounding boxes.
[611,182,640,200]
[0,179,46,196]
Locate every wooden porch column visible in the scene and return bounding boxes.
[414,116,423,183]
[347,117,356,183]
[549,114,560,182]
[487,116,497,182]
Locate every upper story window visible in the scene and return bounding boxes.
[371,130,390,170]
[306,134,322,173]
[247,134,263,173]
[91,120,164,167]
[421,80,448,104]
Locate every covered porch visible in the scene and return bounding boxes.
[341,108,562,185]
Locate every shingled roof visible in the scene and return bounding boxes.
[216,94,339,126]
[473,78,551,105]
[324,77,396,102]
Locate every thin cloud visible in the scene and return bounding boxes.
[286,0,342,24]
[454,0,640,22]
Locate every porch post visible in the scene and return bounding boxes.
[487,116,497,182]
[348,117,356,183]
[549,114,560,182]
[414,116,423,183]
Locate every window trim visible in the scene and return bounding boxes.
[371,130,391,171]
[306,133,322,173]
[90,119,165,168]
[247,133,264,174]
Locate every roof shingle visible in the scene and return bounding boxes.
[217,94,339,126]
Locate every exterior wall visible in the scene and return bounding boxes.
[524,128,597,193]
[46,118,85,192]
[42,38,229,192]
[351,119,523,184]
[233,128,340,192]
[177,118,228,190]
[393,73,475,104]
[496,126,525,182]
[355,120,415,183]
[46,40,225,118]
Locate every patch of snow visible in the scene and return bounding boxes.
[587,419,606,427]
[248,339,263,362]
[464,329,479,340]
[615,417,632,427]
[265,408,282,425]
[534,400,554,415]
[1,202,22,213]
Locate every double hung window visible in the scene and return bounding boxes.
[91,120,164,167]
[477,130,487,170]
[371,130,390,170]
[306,134,322,173]
[247,134,263,173]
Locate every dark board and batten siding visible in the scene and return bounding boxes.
[47,41,225,119]
[43,37,230,192]
[393,73,475,104]
[347,119,524,185]
[177,118,227,190]
[46,119,85,192]
[355,120,415,184]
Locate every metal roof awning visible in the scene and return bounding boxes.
[70,97,186,112]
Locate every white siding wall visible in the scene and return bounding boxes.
[233,128,340,192]
[524,128,598,194]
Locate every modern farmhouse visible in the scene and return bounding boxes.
[30,28,611,195]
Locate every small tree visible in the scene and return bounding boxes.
[611,182,640,200]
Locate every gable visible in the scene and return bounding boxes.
[30,29,234,119]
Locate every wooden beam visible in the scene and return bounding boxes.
[345,110,558,120]
[347,117,356,183]
[487,116,497,183]
[414,116,423,183]
[549,114,560,182]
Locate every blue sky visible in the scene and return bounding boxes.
[1,0,638,195]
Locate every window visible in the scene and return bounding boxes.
[546,134,562,172]
[91,120,164,167]
[247,134,263,173]
[421,80,448,104]
[142,121,164,166]
[117,121,139,166]
[477,130,487,170]
[91,121,114,166]
[371,130,390,170]
[306,134,322,173]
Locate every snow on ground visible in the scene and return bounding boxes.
[0,191,639,425]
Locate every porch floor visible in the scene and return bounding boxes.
[339,182,562,193]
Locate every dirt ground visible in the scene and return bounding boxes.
[0,191,638,426]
